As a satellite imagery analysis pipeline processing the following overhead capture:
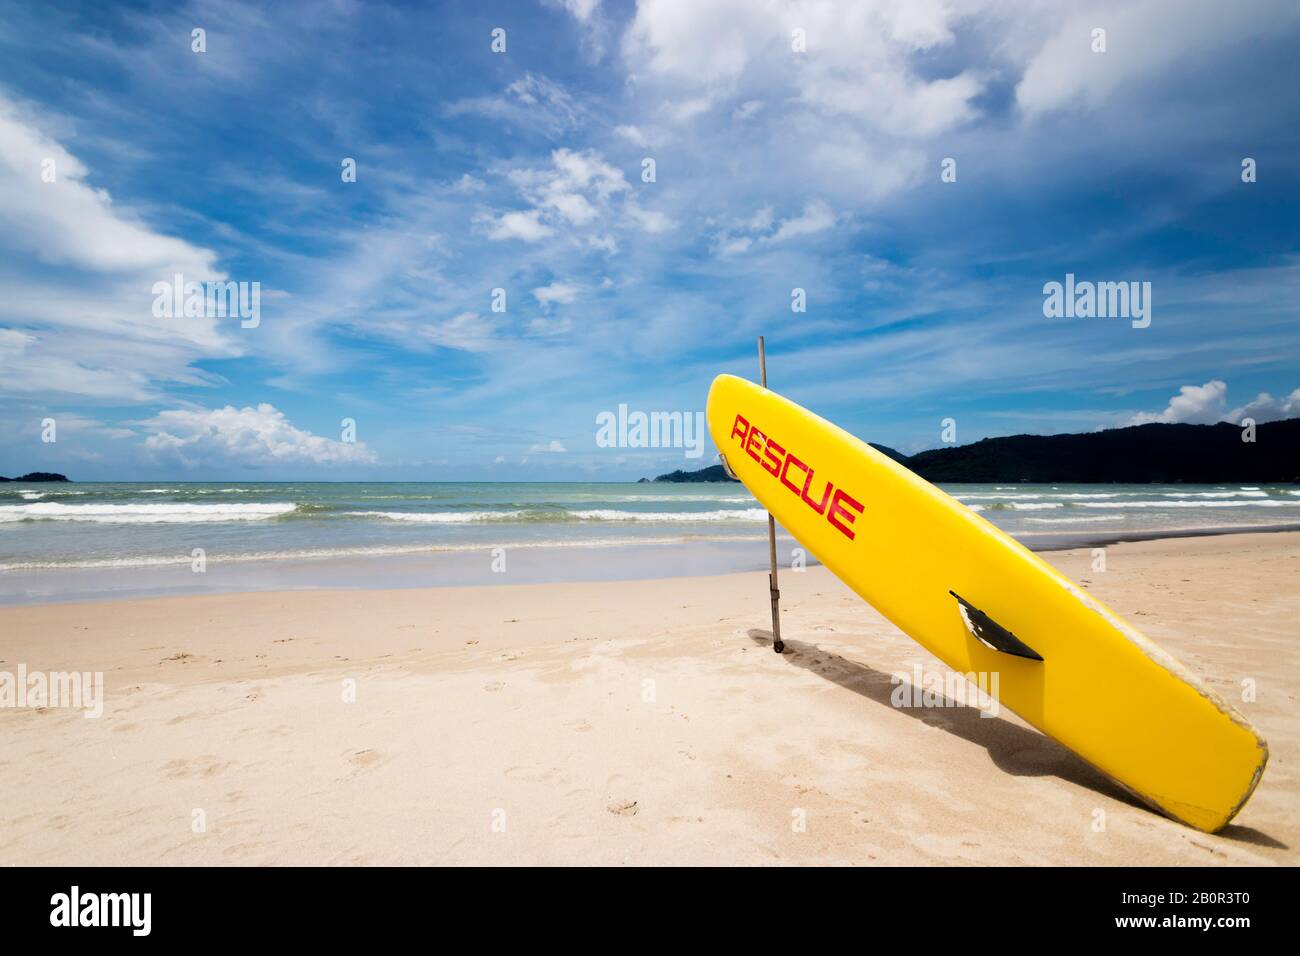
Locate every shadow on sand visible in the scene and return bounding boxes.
[747,628,1285,849]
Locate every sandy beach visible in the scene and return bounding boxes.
[1,531,1296,866]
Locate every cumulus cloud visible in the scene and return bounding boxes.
[528,439,567,453]
[486,210,555,242]
[483,147,671,243]
[515,148,628,221]
[1129,380,1227,424]
[141,404,377,469]
[1226,388,1300,424]
[623,0,983,137]
[1130,381,1300,426]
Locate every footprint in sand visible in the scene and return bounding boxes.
[222,842,269,859]
[162,756,233,779]
[607,799,639,817]
[504,765,560,784]
[348,749,383,769]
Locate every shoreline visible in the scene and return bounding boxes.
[1,531,1294,865]
[3,520,1300,607]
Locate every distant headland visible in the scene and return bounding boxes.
[0,472,69,482]
[645,419,1300,483]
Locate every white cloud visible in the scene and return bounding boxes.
[0,91,240,403]
[556,0,602,21]
[615,124,648,145]
[624,201,674,234]
[768,200,836,242]
[444,73,582,137]
[1129,380,1227,424]
[545,0,613,61]
[1130,381,1300,426]
[420,312,496,352]
[543,148,629,202]
[714,200,835,254]
[526,315,574,337]
[623,0,983,138]
[490,148,638,240]
[532,281,582,306]
[529,440,568,453]
[1016,1,1300,117]
[0,94,219,275]
[0,328,34,359]
[1226,388,1300,424]
[664,97,712,124]
[486,210,555,242]
[452,173,486,193]
[141,403,376,469]
[623,0,764,85]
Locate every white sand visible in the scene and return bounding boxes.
[1,532,1295,865]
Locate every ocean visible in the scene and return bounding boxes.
[2,481,1298,604]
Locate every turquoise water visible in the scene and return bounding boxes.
[0,482,767,571]
[2,481,1298,573]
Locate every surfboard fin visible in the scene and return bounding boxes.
[949,591,1043,661]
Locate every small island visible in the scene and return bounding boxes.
[649,464,736,483]
[0,472,70,482]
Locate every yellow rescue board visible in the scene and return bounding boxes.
[707,373,1267,832]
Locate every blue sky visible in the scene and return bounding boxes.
[1,0,1298,480]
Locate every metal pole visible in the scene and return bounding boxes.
[759,336,784,654]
